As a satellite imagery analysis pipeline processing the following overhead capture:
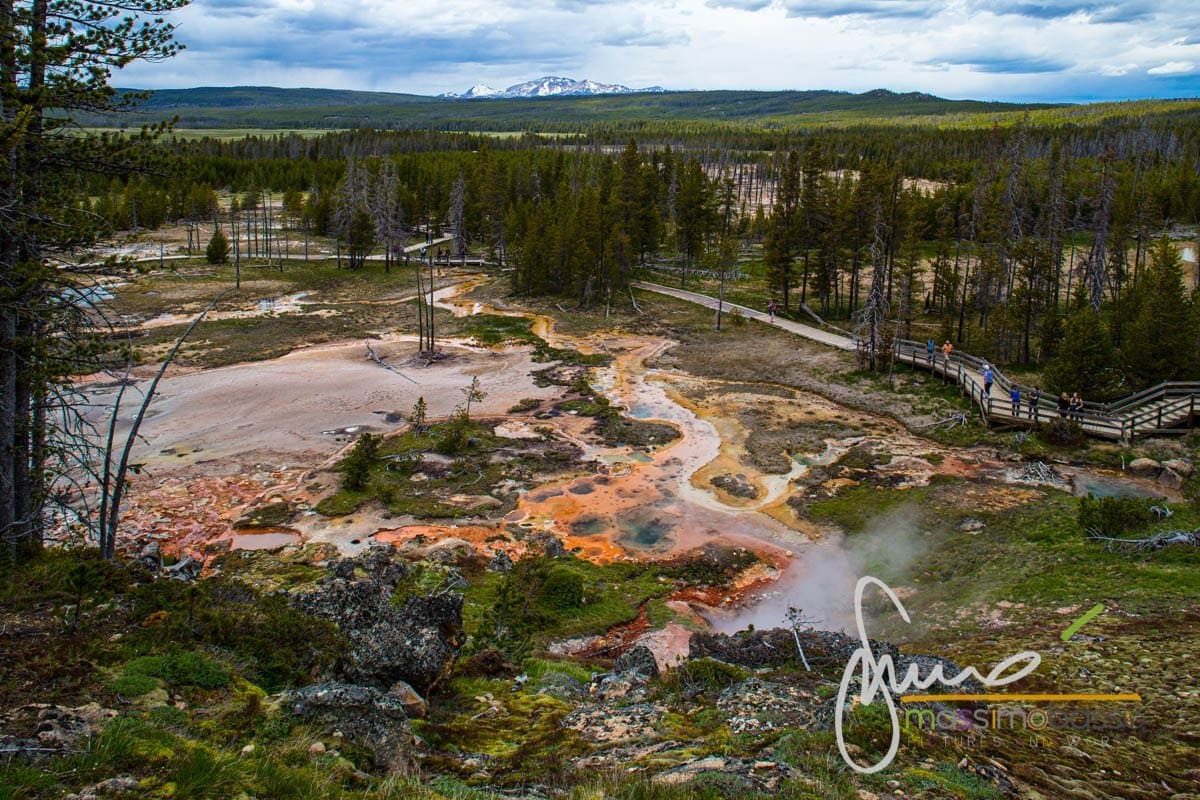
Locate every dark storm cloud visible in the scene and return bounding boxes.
[965,0,1163,21]
[927,53,1072,73]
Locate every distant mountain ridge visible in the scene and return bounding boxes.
[440,76,667,99]
[98,85,1069,130]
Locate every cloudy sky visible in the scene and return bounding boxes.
[119,0,1200,102]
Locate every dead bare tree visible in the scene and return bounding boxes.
[97,291,230,559]
[785,606,816,671]
[854,200,890,371]
[1085,155,1116,311]
[1086,529,1199,552]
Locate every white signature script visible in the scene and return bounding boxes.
[835,576,1041,774]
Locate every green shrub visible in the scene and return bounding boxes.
[539,568,584,611]
[340,433,381,491]
[1038,418,1085,447]
[109,672,160,697]
[168,746,245,799]
[1078,495,1156,537]
[129,580,343,692]
[509,397,542,413]
[670,546,759,587]
[125,651,230,690]
[314,490,363,517]
[436,409,474,455]
[664,658,747,696]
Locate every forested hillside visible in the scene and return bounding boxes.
[76,105,1200,399]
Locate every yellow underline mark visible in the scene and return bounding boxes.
[900,693,1141,703]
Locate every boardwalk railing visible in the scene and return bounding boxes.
[627,281,1198,443]
[892,338,1199,442]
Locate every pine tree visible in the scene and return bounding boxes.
[1044,286,1123,399]
[410,396,428,433]
[206,227,231,264]
[1,0,189,561]
[764,151,800,310]
[1122,237,1194,386]
[347,208,376,269]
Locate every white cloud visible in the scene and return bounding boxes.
[107,0,1200,101]
[1100,62,1138,75]
[1147,60,1194,74]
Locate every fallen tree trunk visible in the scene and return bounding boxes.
[1086,529,1200,552]
[365,341,419,384]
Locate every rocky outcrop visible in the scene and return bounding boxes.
[1157,467,1184,490]
[64,777,139,800]
[561,702,665,744]
[285,682,417,772]
[386,680,428,718]
[1162,458,1195,478]
[710,473,760,499]
[717,678,831,733]
[690,628,979,691]
[292,545,464,695]
[690,628,876,669]
[0,703,118,756]
[1127,457,1161,477]
[652,755,801,792]
[613,645,660,680]
[535,671,587,700]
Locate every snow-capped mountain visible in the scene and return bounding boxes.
[442,76,666,99]
[461,84,502,98]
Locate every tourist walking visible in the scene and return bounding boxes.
[940,341,954,383]
[1010,386,1021,416]
[768,298,777,323]
[982,364,994,399]
[926,338,935,364]
[1058,392,1070,418]
[1028,386,1040,421]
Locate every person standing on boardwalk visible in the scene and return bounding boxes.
[768,298,777,323]
[940,341,954,383]
[1028,386,1040,421]
[1058,392,1070,418]
[926,338,935,364]
[982,364,994,399]
[1010,386,1021,416]
[1070,392,1084,422]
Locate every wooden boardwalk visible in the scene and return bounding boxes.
[632,281,1200,442]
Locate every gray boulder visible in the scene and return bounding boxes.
[1128,457,1161,476]
[386,680,427,718]
[689,628,979,691]
[1162,458,1195,478]
[347,593,464,693]
[613,645,660,679]
[1158,467,1184,490]
[535,671,587,700]
[292,547,464,694]
[286,682,417,772]
[541,535,566,558]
